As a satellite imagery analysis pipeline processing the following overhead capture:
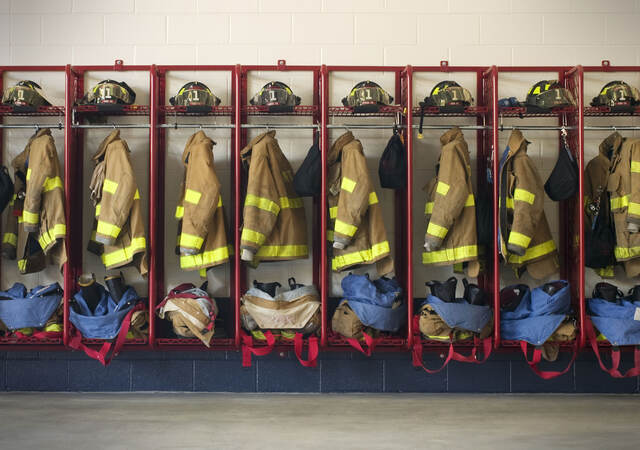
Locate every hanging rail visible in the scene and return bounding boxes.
[0,123,63,129]
[71,123,151,129]
[240,124,319,129]
[158,123,235,129]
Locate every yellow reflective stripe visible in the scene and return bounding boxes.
[611,195,629,210]
[279,196,303,209]
[329,206,338,219]
[101,237,146,267]
[175,205,184,219]
[134,189,140,200]
[596,266,615,277]
[17,259,26,271]
[425,202,434,215]
[632,161,640,173]
[217,196,222,207]
[184,189,201,205]
[465,194,475,207]
[241,228,266,246]
[2,232,16,246]
[44,323,62,332]
[22,210,39,224]
[38,223,66,249]
[629,202,640,216]
[341,177,356,193]
[95,203,101,217]
[332,241,390,271]
[97,221,121,238]
[436,181,450,196]
[422,245,478,264]
[179,232,204,250]
[514,188,535,205]
[180,246,230,269]
[368,192,378,205]
[334,219,357,237]
[256,244,308,258]
[327,230,334,241]
[426,222,448,239]
[42,176,63,192]
[508,240,556,264]
[103,179,118,194]
[245,193,280,215]
[18,216,23,224]
[26,168,32,181]
[506,198,514,209]
[199,269,207,278]
[508,231,531,249]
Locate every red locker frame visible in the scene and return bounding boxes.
[581,61,640,370]
[235,62,322,363]
[0,65,67,350]
[320,65,408,354]
[486,66,586,360]
[407,63,494,368]
[153,64,238,351]
[65,60,154,351]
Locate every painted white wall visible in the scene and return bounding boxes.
[1,0,639,298]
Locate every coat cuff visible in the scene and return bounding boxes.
[22,223,38,233]
[507,242,526,256]
[333,234,350,249]
[241,248,255,262]
[424,234,443,251]
[179,247,198,256]
[94,233,116,246]
[627,215,640,226]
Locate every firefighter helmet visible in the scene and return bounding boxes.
[342,80,394,113]
[421,80,474,109]
[81,79,136,105]
[591,81,640,111]
[2,80,51,107]
[169,81,221,107]
[525,80,575,110]
[250,81,301,112]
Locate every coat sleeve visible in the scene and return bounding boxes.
[240,150,280,259]
[628,142,640,225]
[333,146,372,248]
[424,147,470,250]
[22,138,57,232]
[506,155,545,256]
[179,143,221,255]
[94,143,136,246]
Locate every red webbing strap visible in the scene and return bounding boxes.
[412,337,492,374]
[241,331,276,367]
[345,332,381,357]
[519,340,577,380]
[584,318,640,378]
[68,304,143,367]
[293,333,319,367]
[412,339,455,374]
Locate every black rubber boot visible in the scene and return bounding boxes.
[253,280,281,297]
[628,285,640,302]
[78,273,101,313]
[105,272,127,304]
[463,278,488,306]
[288,277,304,290]
[426,277,457,302]
[592,282,622,302]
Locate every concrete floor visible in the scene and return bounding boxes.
[0,394,638,449]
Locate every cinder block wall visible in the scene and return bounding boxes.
[1,0,639,392]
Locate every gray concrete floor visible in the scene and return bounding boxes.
[0,393,638,449]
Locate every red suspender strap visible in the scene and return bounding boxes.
[585,318,640,378]
[241,331,276,367]
[293,333,319,367]
[519,340,577,380]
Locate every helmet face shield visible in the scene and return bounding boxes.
[83,80,136,105]
[2,81,51,107]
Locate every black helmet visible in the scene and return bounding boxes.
[81,79,136,105]
[421,80,473,110]
[2,80,51,107]
[250,81,301,112]
[525,80,575,111]
[341,80,393,113]
[169,81,221,108]
[591,81,640,111]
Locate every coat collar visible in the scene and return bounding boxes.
[599,132,623,160]
[505,129,528,158]
[240,130,276,162]
[328,131,355,165]
[182,130,214,165]
[440,127,463,146]
[92,129,122,161]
